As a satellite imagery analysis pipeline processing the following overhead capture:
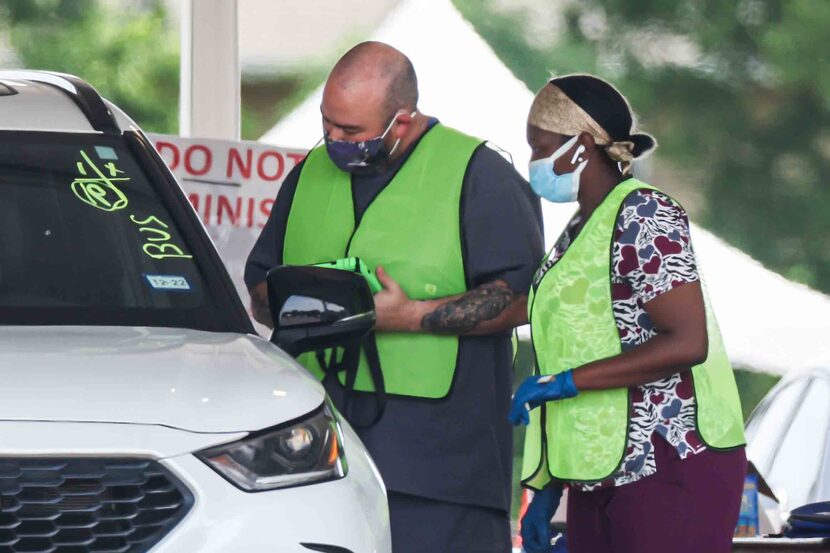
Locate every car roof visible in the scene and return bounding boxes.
[0,70,138,134]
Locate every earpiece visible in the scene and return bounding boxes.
[571,145,586,165]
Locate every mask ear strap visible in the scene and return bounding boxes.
[385,111,416,157]
[382,110,409,137]
[388,137,402,157]
[549,135,579,163]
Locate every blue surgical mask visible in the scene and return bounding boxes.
[528,136,588,203]
[324,111,413,174]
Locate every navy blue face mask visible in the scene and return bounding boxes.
[324,111,412,174]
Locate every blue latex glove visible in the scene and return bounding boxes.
[521,483,564,553]
[508,370,578,426]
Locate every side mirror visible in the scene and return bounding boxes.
[266,266,376,357]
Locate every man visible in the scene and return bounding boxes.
[245,41,543,552]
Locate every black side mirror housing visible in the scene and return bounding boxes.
[266,266,376,358]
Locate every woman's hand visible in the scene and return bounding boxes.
[508,371,579,425]
[521,482,564,553]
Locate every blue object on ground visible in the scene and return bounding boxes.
[785,501,830,538]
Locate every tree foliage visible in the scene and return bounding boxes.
[455,0,830,292]
[1,0,180,134]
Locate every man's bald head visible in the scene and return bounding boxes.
[328,41,419,117]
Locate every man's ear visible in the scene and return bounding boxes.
[393,110,417,139]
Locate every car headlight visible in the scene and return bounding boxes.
[197,402,347,491]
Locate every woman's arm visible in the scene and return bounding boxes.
[571,279,708,390]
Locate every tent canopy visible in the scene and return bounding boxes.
[261,0,830,376]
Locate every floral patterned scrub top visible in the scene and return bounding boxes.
[534,188,704,490]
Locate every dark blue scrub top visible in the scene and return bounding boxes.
[245,120,544,512]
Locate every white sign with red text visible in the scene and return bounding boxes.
[149,134,306,325]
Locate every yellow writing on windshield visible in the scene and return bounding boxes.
[129,214,193,260]
[71,150,129,211]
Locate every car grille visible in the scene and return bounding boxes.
[0,458,193,552]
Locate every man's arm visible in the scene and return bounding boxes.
[250,281,273,328]
[421,280,525,335]
[398,145,543,337]
[244,162,305,329]
[373,266,527,335]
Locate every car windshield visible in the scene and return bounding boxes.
[0,131,240,331]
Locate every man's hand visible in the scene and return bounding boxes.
[373,266,421,332]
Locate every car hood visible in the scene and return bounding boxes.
[0,326,325,433]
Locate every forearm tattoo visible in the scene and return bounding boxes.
[421,282,515,334]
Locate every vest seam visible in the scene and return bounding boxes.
[521,288,549,489]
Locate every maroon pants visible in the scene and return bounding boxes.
[567,437,747,553]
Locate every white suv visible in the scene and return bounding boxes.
[0,70,391,553]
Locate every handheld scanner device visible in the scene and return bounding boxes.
[313,257,383,294]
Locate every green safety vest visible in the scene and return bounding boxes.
[522,178,745,487]
[283,124,482,399]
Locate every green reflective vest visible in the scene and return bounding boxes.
[522,178,745,487]
[282,124,482,399]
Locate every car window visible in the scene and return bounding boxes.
[766,378,830,509]
[0,132,240,331]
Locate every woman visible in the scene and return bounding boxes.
[509,75,747,553]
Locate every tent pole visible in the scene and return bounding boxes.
[179,0,240,140]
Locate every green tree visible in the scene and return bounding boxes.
[1,0,180,134]
[455,0,830,292]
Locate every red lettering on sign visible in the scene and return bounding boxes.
[156,141,181,170]
[259,198,274,228]
[227,148,253,180]
[203,193,213,225]
[180,192,274,229]
[184,145,212,176]
[287,152,306,166]
[257,151,284,181]
[218,195,242,225]
[187,193,199,213]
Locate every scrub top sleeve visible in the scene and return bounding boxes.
[461,146,545,293]
[614,189,700,305]
[243,161,304,290]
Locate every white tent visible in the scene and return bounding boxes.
[261,0,830,376]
